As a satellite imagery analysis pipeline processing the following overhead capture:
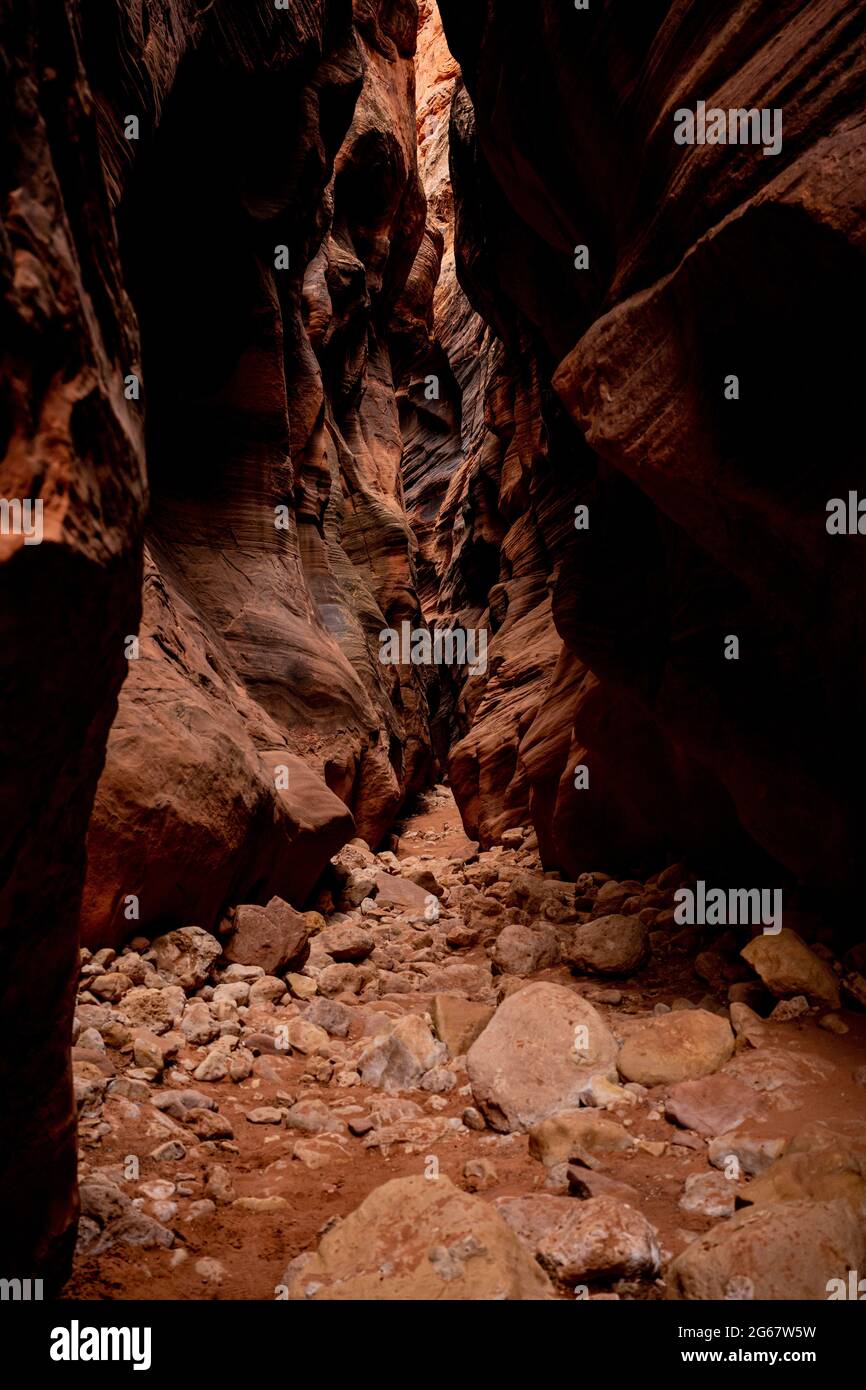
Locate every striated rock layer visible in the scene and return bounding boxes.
[437,0,866,888]
[82,0,436,950]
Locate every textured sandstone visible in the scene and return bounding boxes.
[436,0,866,891]
[286,1174,554,1300]
[466,982,618,1132]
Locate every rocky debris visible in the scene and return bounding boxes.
[223,899,310,976]
[737,1138,866,1210]
[564,916,650,977]
[180,1003,221,1047]
[819,1013,849,1036]
[528,1111,635,1168]
[666,1200,866,1301]
[246,1107,284,1127]
[319,925,375,963]
[567,1170,642,1204]
[341,869,378,909]
[59,788,866,1304]
[285,1176,554,1300]
[729,1002,768,1048]
[488,923,560,977]
[740,929,840,1008]
[617,1010,735,1087]
[430,995,494,1058]
[359,1016,447,1092]
[494,1193,578,1251]
[679,1172,737,1219]
[664,1074,762,1137]
[707,1133,789,1178]
[769,996,810,1023]
[535,1197,661,1288]
[466,983,618,1133]
[373,873,437,920]
[78,1178,173,1258]
[578,1075,637,1110]
[282,1019,329,1056]
[463,1158,498,1192]
[148,928,222,991]
[118,988,184,1036]
[303,998,352,1038]
[722,1046,833,1101]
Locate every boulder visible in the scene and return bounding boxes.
[617,1010,735,1087]
[359,1015,446,1091]
[148,926,222,991]
[320,924,374,963]
[223,897,309,976]
[466,982,618,1132]
[286,1175,554,1299]
[564,915,649,977]
[374,872,434,915]
[708,1132,789,1178]
[117,987,182,1036]
[737,1138,866,1210]
[666,1200,866,1300]
[536,1197,660,1286]
[528,1110,635,1167]
[488,923,560,977]
[664,1073,762,1137]
[430,995,494,1057]
[740,929,840,1008]
[679,1172,737,1218]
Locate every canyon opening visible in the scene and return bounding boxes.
[2,0,866,1349]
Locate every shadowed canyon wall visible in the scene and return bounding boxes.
[436,0,866,889]
[1,0,434,1285]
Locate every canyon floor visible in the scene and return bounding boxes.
[63,788,866,1301]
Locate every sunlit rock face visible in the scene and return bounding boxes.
[437,0,866,887]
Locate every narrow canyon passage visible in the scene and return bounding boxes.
[2,0,866,1309]
[65,788,866,1301]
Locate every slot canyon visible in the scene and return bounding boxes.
[1,0,866,1308]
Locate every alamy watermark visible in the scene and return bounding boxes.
[50,1320,151,1370]
[674,880,782,934]
[379,621,488,676]
[0,498,43,545]
[826,1270,866,1299]
[674,101,783,158]
[0,1277,43,1300]
[826,493,866,534]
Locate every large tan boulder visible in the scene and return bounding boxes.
[286,1175,554,1299]
[741,929,840,1007]
[666,1200,866,1300]
[617,1010,734,1087]
[466,982,618,1132]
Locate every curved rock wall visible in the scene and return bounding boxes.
[437,0,866,888]
[81,0,435,949]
